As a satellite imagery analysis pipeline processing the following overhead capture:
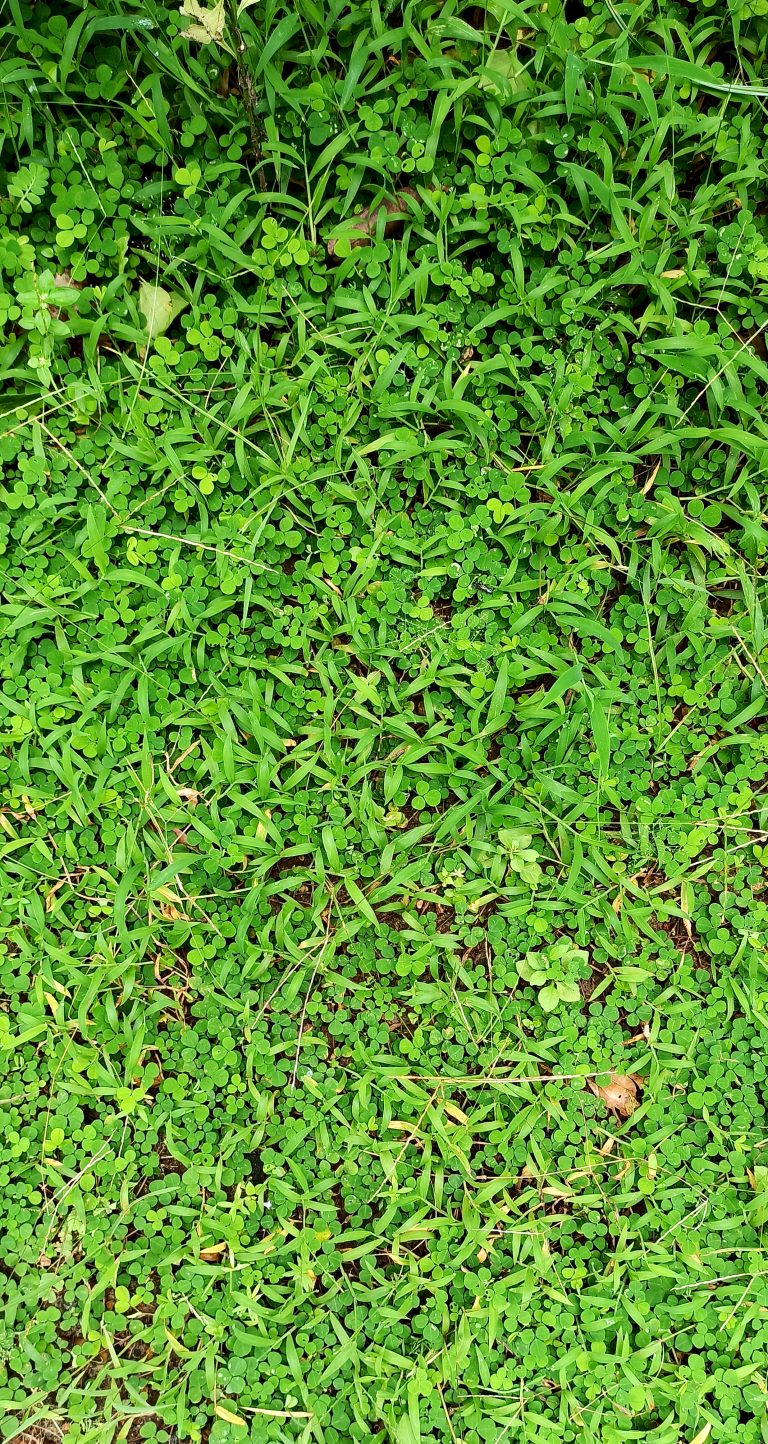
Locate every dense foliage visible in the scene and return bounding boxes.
[2,0,768,1440]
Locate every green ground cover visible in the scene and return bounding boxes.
[3,0,768,1440]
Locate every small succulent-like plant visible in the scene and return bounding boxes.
[516,939,589,1012]
[498,828,542,887]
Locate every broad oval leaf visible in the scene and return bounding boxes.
[138,281,187,341]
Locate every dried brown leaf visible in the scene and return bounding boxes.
[215,1404,246,1428]
[642,460,661,495]
[587,1072,642,1117]
[200,1241,227,1260]
[327,188,420,257]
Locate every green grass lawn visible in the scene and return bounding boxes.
[2,1,768,1441]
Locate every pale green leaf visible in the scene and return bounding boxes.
[558,981,581,1004]
[478,48,532,96]
[138,281,187,341]
[180,0,226,45]
[538,984,560,1013]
